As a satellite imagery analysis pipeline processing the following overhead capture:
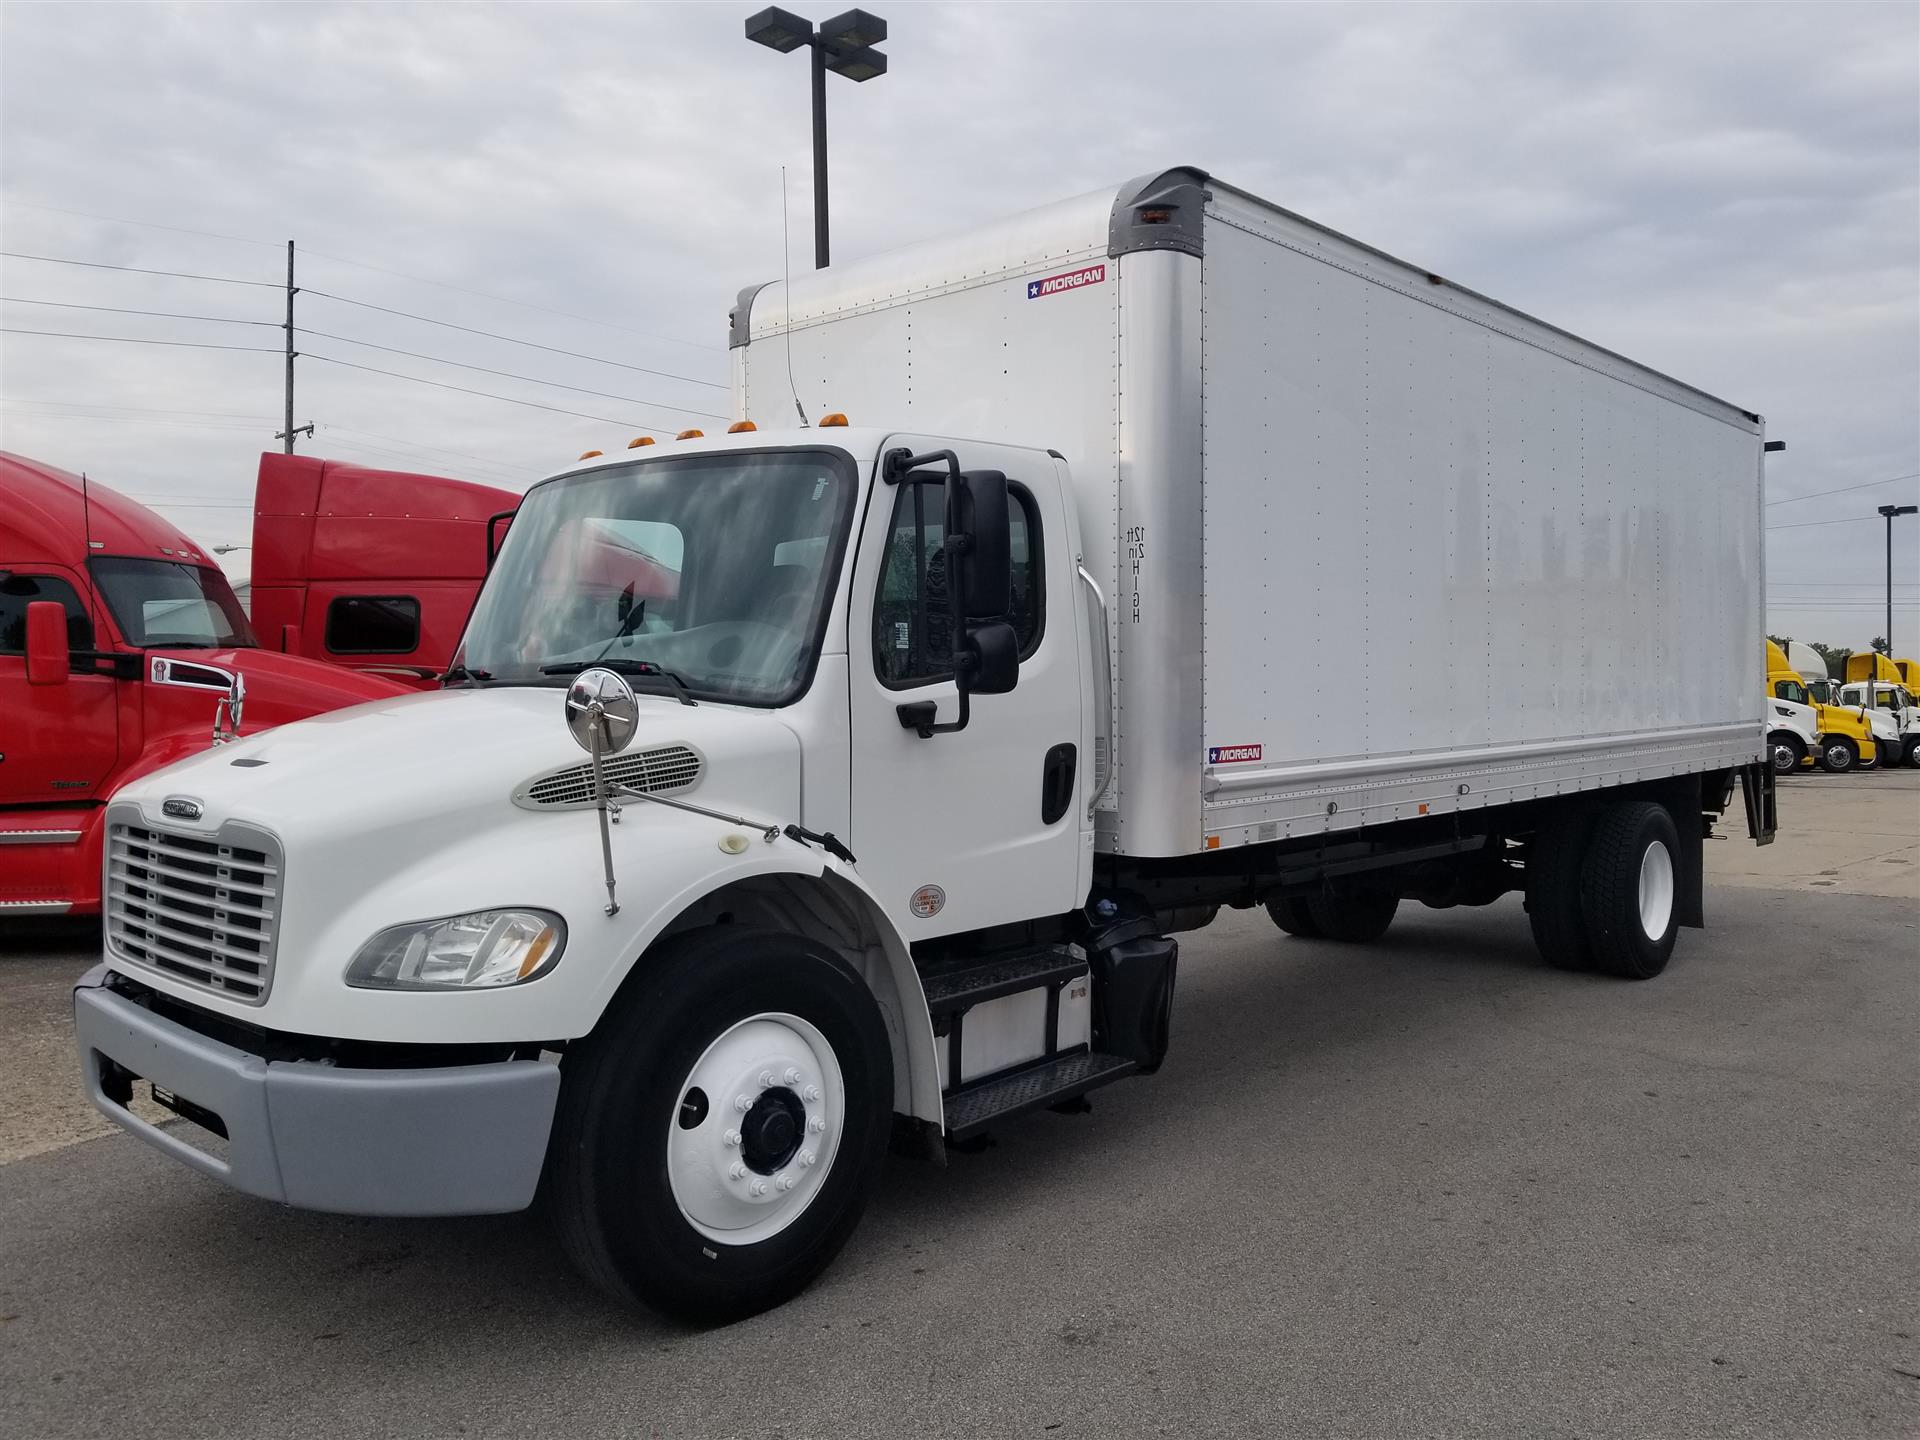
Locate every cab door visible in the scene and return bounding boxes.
[847,438,1089,938]
[0,570,119,804]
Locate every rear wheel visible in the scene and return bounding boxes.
[1818,736,1858,773]
[546,926,892,1323]
[1265,895,1323,938]
[1768,732,1806,776]
[1527,806,1597,971]
[1579,802,1681,980]
[1306,890,1399,942]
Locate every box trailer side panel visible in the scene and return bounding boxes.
[1195,187,1763,848]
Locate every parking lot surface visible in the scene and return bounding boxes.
[2,774,1915,1439]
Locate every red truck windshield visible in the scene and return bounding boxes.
[91,558,255,649]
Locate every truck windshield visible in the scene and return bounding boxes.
[90,558,255,649]
[454,449,854,704]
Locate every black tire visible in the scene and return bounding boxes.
[1904,738,1920,769]
[1527,805,1596,971]
[1265,895,1323,938]
[546,926,893,1323]
[1876,741,1900,768]
[1768,732,1806,776]
[1579,802,1681,980]
[1817,736,1858,774]
[1306,890,1400,942]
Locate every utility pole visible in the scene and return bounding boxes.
[811,38,830,268]
[276,240,312,452]
[1879,503,1918,657]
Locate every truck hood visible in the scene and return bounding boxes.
[114,685,802,845]
[149,645,411,729]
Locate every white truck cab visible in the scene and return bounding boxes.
[77,169,1776,1323]
[1838,679,1920,767]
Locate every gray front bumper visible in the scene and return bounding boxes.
[73,967,560,1217]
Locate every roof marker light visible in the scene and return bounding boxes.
[579,450,604,460]
[728,420,758,433]
[819,412,849,427]
[628,436,655,447]
[677,429,705,440]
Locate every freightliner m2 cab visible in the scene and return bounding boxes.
[77,170,1777,1322]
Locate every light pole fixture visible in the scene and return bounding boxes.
[745,7,889,269]
[1878,503,1917,656]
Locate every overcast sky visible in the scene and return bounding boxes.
[2,2,1915,648]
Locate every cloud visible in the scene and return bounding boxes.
[2,1,1914,645]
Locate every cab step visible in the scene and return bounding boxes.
[944,1050,1137,1142]
[919,944,1085,1017]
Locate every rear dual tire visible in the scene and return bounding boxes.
[1266,890,1399,942]
[1527,801,1679,980]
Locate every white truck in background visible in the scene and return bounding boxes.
[77,168,1774,1322]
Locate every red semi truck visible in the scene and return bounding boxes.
[248,453,519,685]
[0,451,416,917]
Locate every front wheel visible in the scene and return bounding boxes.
[1768,732,1806,776]
[1818,737,1858,774]
[546,926,893,1323]
[1876,740,1901,768]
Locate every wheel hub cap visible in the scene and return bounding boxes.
[667,1013,844,1246]
[1637,839,1675,941]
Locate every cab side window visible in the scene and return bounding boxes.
[0,574,94,655]
[325,595,421,655]
[873,480,1041,687]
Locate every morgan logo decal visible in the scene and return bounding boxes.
[161,796,205,821]
[909,884,946,919]
[1208,744,1263,765]
[1026,264,1106,300]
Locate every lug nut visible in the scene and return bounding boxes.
[799,1150,816,1167]
[723,1129,741,1147]
[728,1161,747,1180]
[808,1117,826,1134]
[802,1084,821,1102]
[783,1068,802,1085]
[734,1094,753,1112]
[776,1174,796,1192]
[749,1180,768,1197]
[759,1071,775,1088]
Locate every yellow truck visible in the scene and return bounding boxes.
[1767,640,1875,773]
[1841,652,1920,767]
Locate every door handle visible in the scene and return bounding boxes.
[1041,742,1077,825]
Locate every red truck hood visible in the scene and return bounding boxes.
[148,646,413,732]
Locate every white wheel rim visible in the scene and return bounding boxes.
[667,1012,845,1246]
[1826,743,1851,768]
[1772,742,1797,771]
[1637,839,1674,941]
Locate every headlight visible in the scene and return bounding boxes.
[346,910,565,991]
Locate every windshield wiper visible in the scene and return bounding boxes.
[539,657,697,706]
[441,664,493,686]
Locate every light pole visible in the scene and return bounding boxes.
[1878,503,1917,658]
[745,8,889,269]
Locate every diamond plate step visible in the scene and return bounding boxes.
[944,1050,1137,1141]
[918,945,1086,1017]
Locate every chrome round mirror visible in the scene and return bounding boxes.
[564,668,639,755]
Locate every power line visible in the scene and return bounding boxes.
[303,289,727,390]
[1,296,275,326]
[0,398,276,421]
[0,326,279,354]
[0,409,264,436]
[1765,516,1883,533]
[0,252,279,288]
[5,199,283,251]
[304,352,669,432]
[1766,472,1920,507]
[298,328,727,420]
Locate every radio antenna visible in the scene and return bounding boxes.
[781,165,808,428]
[80,469,98,554]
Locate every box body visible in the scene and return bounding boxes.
[735,169,1764,857]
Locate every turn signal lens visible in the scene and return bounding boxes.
[728,420,757,433]
[677,428,704,440]
[628,436,655,448]
[346,910,566,991]
[579,450,603,460]
[819,412,849,427]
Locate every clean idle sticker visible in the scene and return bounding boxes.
[1208,744,1263,765]
[1027,264,1106,299]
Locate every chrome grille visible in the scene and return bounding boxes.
[106,822,281,1004]
[517,744,702,810]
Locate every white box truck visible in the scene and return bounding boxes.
[74,167,1776,1322]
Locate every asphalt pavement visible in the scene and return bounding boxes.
[2,777,1916,1439]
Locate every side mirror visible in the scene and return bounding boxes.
[949,469,1020,700]
[24,601,70,686]
[486,509,516,570]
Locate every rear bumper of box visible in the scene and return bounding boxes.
[72,966,560,1216]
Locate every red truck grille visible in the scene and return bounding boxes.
[105,823,281,1004]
